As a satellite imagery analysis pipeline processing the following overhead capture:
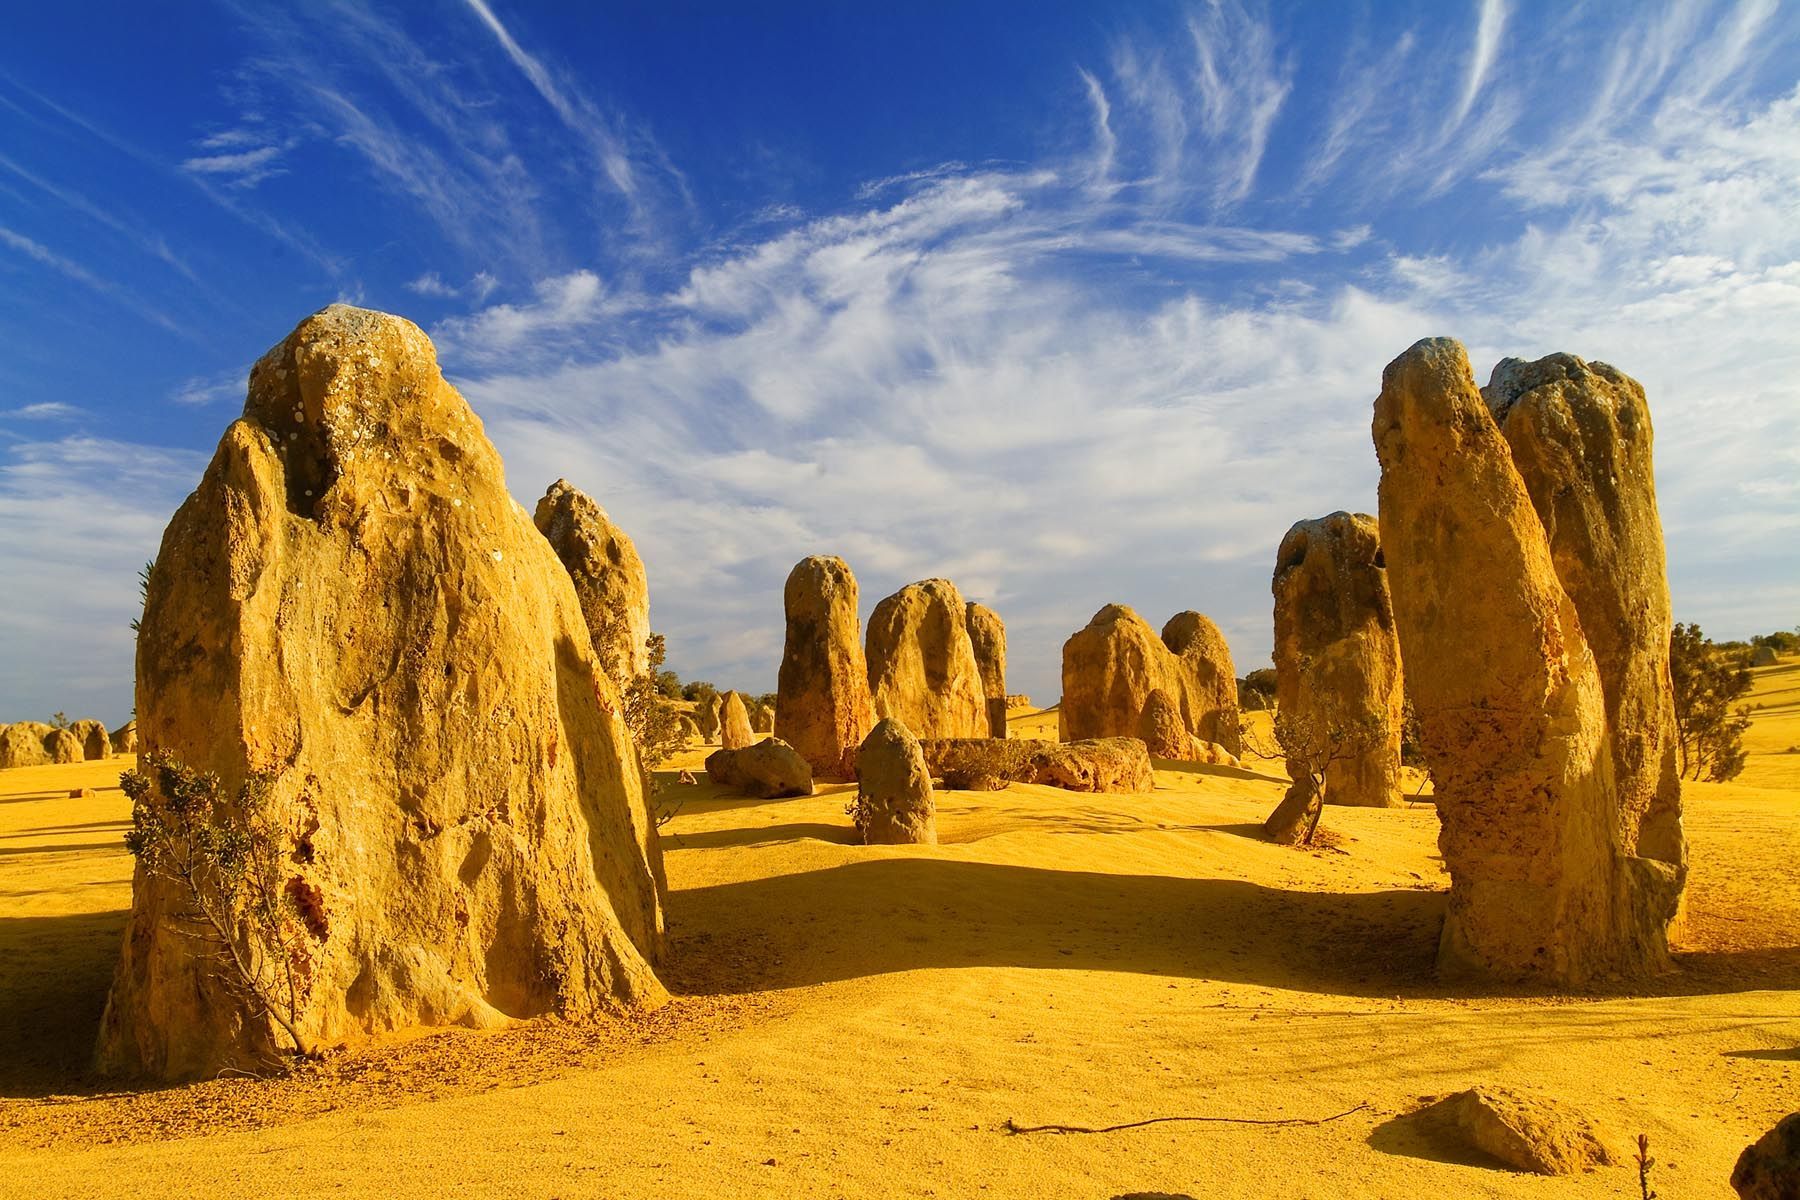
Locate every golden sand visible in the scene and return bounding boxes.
[0,668,1795,1198]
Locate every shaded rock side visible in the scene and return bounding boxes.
[1485,353,1683,868]
[920,737,1153,794]
[1374,336,1679,986]
[111,720,139,756]
[718,690,754,750]
[1272,511,1405,808]
[99,305,667,1082]
[704,738,814,799]
[1059,605,1241,753]
[854,719,936,845]
[775,556,875,781]
[965,601,1009,738]
[1733,1112,1800,1200]
[865,579,988,741]
[695,693,722,743]
[533,479,652,686]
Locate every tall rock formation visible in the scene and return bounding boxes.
[69,718,112,760]
[965,602,1009,738]
[1484,354,1683,868]
[865,579,988,741]
[718,690,754,751]
[1060,605,1241,753]
[1374,336,1680,985]
[99,305,667,1081]
[1271,512,1405,808]
[533,479,651,686]
[775,556,875,781]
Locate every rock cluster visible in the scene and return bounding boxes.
[1375,337,1681,985]
[964,601,1009,738]
[854,719,936,845]
[704,738,814,799]
[1060,605,1241,754]
[533,479,651,688]
[920,736,1153,794]
[99,305,667,1081]
[775,556,875,780]
[1272,512,1405,808]
[0,721,96,767]
[865,579,989,740]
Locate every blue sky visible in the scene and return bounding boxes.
[2,0,1797,725]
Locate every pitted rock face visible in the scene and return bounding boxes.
[1483,354,1683,868]
[1374,336,1679,986]
[533,479,651,687]
[99,305,667,1082]
[965,602,1009,738]
[1060,605,1241,753]
[775,556,875,781]
[68,718,112,761]
[865,579,989,741]
[1272,512,1405,808]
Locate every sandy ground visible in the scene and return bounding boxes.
[0,668,1795,1199]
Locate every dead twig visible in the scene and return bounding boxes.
[1003,1101,1370,1136]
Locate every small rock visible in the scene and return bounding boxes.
[1424,1086,1616,1176]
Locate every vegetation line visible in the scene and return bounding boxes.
[1002,1101,1370,1136]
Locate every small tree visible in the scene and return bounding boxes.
[121,752,318,1059]
[1243,699,1387,846]
[681,680,719,708]
[654,669,683,699]
[1670,622,1752,782]
[49,711,70,731]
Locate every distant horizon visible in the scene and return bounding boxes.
[2,1,1797,725]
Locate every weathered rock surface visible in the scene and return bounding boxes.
[1485,354,1684,868]
[1422,1087,1616,1176]
[1752,644,1780,667]
[1375,336,1680,985]
[854,719,935,845]
[1272,512,1405,808]
[865,579,988,741]
[533,479,652,686]
[676,713,702,744]
[718,690,754,751]
[1161,611,1242,753]
[1060,606,1241,754]
[69,718,112,761]
[920,737,1153,794]
[705,738,814,799]
[45,728,80,764]
[1136,688,1189,759]
[112,720,139,756]
[1733,1112,1800,1199]
[749,701,775,734]
[1189,738,1241,767]
[99,305,667,1082]
[965,601,1009,738]
[0,722,52,769]
[775,556,875,781]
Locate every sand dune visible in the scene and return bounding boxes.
[0,678,1795,1197]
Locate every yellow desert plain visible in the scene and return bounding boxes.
[1,659,1795,1198]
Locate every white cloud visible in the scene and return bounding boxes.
[0,402,85,421]
[0,437,208,725]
